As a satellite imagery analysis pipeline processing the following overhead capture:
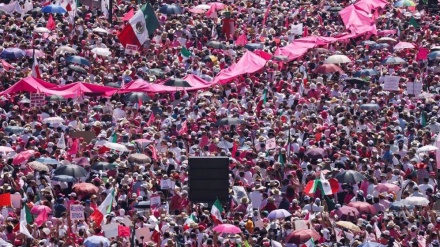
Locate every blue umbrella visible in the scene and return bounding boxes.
[382,56,406,65]
[389,201,414,211]
[84,236,110,247]
[159,4,182,14]
[358,242,386,247]
[370,43,389,50]
[361,41,377,46]
[36,157,59,165]
[41,4,67,14]
[52,175,76,182]
[66,55,91,67]
[0,48,25,59]
[245,43,264,51]
[353,69,378,77]
[428,51,440,60]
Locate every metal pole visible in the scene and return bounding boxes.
[108,0,113,24]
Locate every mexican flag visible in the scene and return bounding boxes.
[90,188,115,225]
[304,173,333,195]
[184,213,197,230]
[31,53,41,79]
[20,206,33,239]
[118,3,160,47]
[181,47,192,59]
[301,238,314,247]
[319,172,333,195]
[211,199,223,224]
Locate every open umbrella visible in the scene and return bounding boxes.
[73,157,90,166]
[382,56,406,65]
[67,56,91,67]
[394,0,416,7]
[52,175,76,182]
[134,201,151,209]
[360,104,380,110]
[354,69,377,77]
[216,117,244,126]
[429,51,440,60]
[73,183,99,195]
[47,95,66,102]
[394,42,415,50]
[361,41,377,46]
[105,83,120,88]
[164,78,191,87]
[149,68,165,77]
[104,142,129,152]
[206,41,227,49]
[345,78,368,84]
[84,236,110,247]
[189,7,207,13]
[36,157,59,165]
[334,206,360,221]
[54,164,88,178]
[334,170,365,183]
[123,92,150,103]
[24,49,45,58]
[305,148,325,159]
[285,229,321,244]
[327,6,343,11]
[92,27,108,34]
[267,209,292,220]
[19,98,31,104]
[55,46,77,55]
[68,64,88,74]
[375,183,400,193]
[377,37,398,43]
[208,2,226,9]
[402,196,430,206]
[314,64,343,74]
[245,43,264,50]
[43,117,64,125]
[91,48,111,57]
[213,224,242,234]
[336,221,361,232]
[41,4,67,13]
[195,4,211,9]
[128,153,151,164]
[30,205,52,215]
[34,27,50,33]
[347,201,377,214]
[217,141,233,149]
[5,126,24,134]
[370,43,390,50]
[417,145,438,153]
[202,55,218,63]
[28,161,49,172]
[159,4,182,14]
[12,150,35,165]
[0,146,13,152]
[324,55,351,64]
[0,48,25,59]
[272,55,289,61]
[91,162,117,171]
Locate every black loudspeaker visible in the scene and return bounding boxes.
[188,157,229,203]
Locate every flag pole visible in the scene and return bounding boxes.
[108,0,112,24]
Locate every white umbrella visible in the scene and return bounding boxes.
[43,117,64,125]
[55,46,77,55]
[0,146,14,152]
[195,4,211,9]
[92,27,108,34]
[377,37,397,43]
[91,48,112,57]
[217,141,233,149]
[34,27,50,33]
[402,197,429,206]
[104,142,129,152]
[416,92,434,99]
[267,209,292,220]
[324,55,351,64]
[417,145,438,153]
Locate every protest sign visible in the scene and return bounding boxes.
[160,179,171,189]
[30,93,45,107]
[102,223,119,238]
[407,82,422,95]
[135,227,151,242]
[150,194,161,207]
[11,194,21,208]
[294,219,308,230]
[291,23,303,35]
[383,76,400,91]
[70,204,85,221]
[266,138,276,150]
[232,186,249,203]
[125,44,138,55]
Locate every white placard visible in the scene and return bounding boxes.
[135,227,151,242]
[101,223,119,238]
[160,179,171,190]
[10,194,21,208]
[232,186,249,203]
[125,44,138,55]
[121,216,133,227]
[294,219,308,230]
[407,82,422,95]
[291,23,304,35]
[383,76,400,91]
[69,204,85,221]
[150,195,161,207]
[265,138,276,150]
[254,220,264,228]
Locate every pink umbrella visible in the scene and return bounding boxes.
[213,224,242,234]
[0,59,15,71]
[188,7,206,14]
[24,49,45,58]
[207,2,226,9]
[394,42,415,50]
[12,150,35,165]
[0,146,13,152]
[334,206,360,221]
[30,205,52,215]
[375,183,400,193]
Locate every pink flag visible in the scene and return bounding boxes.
[68,139,79,156]
[34,210,48,227]
[147,113,155,126]
[46,14,55,30]
[150,145,158,161]
[178,121,188,135]
[254,50,272,61]
[235,33,248,46]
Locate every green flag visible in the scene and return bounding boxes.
[25,204,33,224]
[278,150,285,166]
[181,47,192,58]
[109,132,117,143]
[409,17,419,28]
[145,3,160,36]
[262,88,267,104]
